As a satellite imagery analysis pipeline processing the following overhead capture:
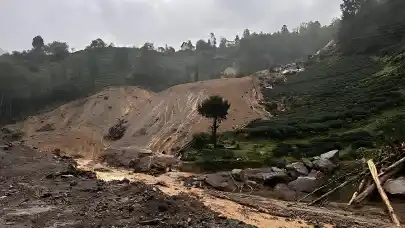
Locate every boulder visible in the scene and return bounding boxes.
[286,162,309,175]
[308,169,325,179]
[134,155,179,174]
[271,167,287,172]
[204,172,237,192]
[313,158,338,173]
[100,146,154,168]
[274,183,297,201]
[383,177,405,195]
[301,158,313,169]
[231,169,243,181]
[93,163,110,172]
[320,149,339,162]
[244,168,289,184]
[288,176,319,193]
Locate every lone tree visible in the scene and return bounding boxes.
[197,95,230,147]
[32,35,44,50]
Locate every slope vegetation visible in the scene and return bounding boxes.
[16,76,267,157]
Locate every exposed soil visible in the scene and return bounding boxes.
[0,141,254,228]
[14,77,267,158]
[78,160,394,228]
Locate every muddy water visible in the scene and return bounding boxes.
[77,160,318,228]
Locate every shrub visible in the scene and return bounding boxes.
[272,143,296,158]
[191,132,210,149]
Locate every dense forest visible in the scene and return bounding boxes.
[0,20,338,124]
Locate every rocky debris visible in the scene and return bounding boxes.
[104,118,128,140]
[313,158,338,173]
[205,172,238,192]
[0,144,11,150]
[0,140,254,228]
[383,177,405,195]
[320,149,339,162]
[273,183,298,201]
[286,162,309,175]
[301,158,314,169]
[308,170,325,180]
[93,163,110,172]
[99,146,153,168]
[134,155,180,175]
[36,123,55,132]
[288,176,319,193]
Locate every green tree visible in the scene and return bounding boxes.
[219,37,227,49]
[196,39,211,51]
[197,95,230,147]
[87,38,106,49]
[243,29,250,38]
[32,36,44,50]
[44,41,69,60]
[234,35,240,44]
[281,25,289,34]
[210,33,217,47]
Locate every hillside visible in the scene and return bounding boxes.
[0,21,338,124]
[15,76,268,158]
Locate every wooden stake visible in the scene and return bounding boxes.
[348,178,367,206]
[367,159,400,227]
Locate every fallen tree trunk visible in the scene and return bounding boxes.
[308,172,365,206]
[367,160,400,227]
[352,166,401,204]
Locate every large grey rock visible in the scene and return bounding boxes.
[204,172,237,192]
[383,177,405,195]
[313,158,338,172]
[286,162,309,175]
[244,168,289,184]
[288,176,319,193]
[301,158,313,169]
[320,149,339,161]
[271,167,286,172]
[273,183,297,201]
[308,169,325,179]
[131,155,179,173]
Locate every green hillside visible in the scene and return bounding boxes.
[182,0,405,166]
[0,21,337,124]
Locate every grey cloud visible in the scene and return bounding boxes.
[0,0,342,51]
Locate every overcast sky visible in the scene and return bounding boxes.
[1,0,342,52]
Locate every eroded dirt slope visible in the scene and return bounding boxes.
[15,76,267,157]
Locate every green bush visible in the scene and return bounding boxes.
[191,132,211,149]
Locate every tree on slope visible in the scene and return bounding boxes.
[32,35,44,50]
[197,96,230,147]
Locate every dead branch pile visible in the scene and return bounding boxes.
[299,142,405,226]
[104,119,128,140]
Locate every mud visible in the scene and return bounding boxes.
[0,141,253,228]
[14,77,268,159]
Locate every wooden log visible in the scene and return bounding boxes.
[367,160,400,227]
[308,173,364,206]
[348,177,367,206]
[352,159,404,204]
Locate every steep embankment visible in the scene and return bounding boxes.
[16,76,267,157]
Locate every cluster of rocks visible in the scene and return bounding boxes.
[99,146,180,175]
[187,150,340,201]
